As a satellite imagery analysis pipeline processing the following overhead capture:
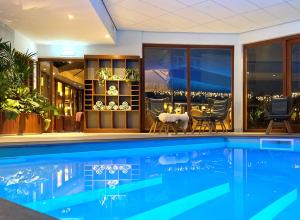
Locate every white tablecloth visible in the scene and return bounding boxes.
[158,112,189,130]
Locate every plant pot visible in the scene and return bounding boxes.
[0,111,21,135]
[63,116,76,132]
[0,112,42,135]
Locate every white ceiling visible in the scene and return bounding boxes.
[0,0,114,44]
[104,0,300,33]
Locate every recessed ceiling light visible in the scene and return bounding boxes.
[68,14,74,20]
[105,34,110,38]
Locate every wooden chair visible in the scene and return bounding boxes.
[265,97,293,134]
[192,99,230,133]
[159,121,178,134]
[210,99,231,133]
[75,112,84,132]
[191,108,209,133]
[146,97,169,133]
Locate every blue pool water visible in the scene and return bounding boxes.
[0,137,300,219]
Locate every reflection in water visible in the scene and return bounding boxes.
[0,147,299,219]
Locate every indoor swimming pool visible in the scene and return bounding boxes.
[0,137,299,220]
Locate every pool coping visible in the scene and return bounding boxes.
[1,132,300,147]
[0,198,56,220]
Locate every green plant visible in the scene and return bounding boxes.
[0,39,35,93]
[1,86,59,120]
[125,67,140,82]
[97,67,111,86]
[0,39,59,123]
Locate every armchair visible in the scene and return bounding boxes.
[265,97,293,134]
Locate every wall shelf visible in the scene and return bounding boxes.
[84,55,141,132]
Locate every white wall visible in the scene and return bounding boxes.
[37,30,239,57]
[0,22,37,88]
[14,31,37,55]
[0,22,14,45]
[0,21,37,54]
[240,20,300,45]
[142,31,238,45]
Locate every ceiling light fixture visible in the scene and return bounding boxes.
[68,14,74,20]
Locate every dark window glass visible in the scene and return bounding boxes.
[144,48,187,129]
[190,48,232,130]
[246,43,283,129]
[291,43,300,124]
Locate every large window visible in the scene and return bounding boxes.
[144,47,187,114]
[190,48,233,130]
[245,43,284,129]
[244,35,300,131]
[290,39,300,126]
[143,45,233,131]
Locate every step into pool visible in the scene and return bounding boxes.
[0,137,300,220]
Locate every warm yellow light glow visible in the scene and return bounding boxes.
[164,103,168,111]
[40,77,44,87]
[105,34,110,38]
[65,87,70,97]
[57,82,63,95]
[68,14,74,20]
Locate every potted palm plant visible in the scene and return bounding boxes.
[0,39,59,135]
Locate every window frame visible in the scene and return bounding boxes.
[142,44,235,132]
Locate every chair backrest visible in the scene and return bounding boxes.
[212,99,229,112]
[212,98,231,119]
[271,97,289,115]
[148,97,169,115]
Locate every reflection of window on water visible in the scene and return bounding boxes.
[0,163,79,204]
[57,169,63,188]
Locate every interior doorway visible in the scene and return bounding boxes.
[38,58,84,132]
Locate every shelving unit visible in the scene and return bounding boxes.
[84,55,141,132]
